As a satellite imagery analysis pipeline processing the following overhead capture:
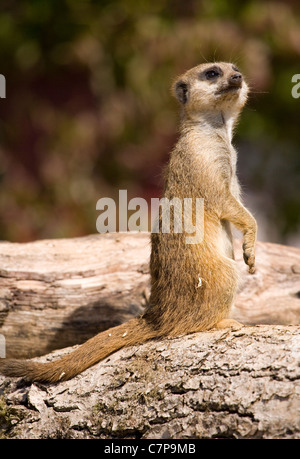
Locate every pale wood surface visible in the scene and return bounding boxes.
[0,233,299,439]
[0,325,299,438]
[0,233,299,358]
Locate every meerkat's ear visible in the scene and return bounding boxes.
[174,80,189,104]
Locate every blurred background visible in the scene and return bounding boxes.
[0,0,299,245]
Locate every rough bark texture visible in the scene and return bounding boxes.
[0,233,150,358]
[0,233,300,359]
[0,325,299,439]
[0,233,300,439]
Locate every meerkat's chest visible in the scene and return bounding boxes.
[228,146,242,200]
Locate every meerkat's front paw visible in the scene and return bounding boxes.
[242,241,256,274]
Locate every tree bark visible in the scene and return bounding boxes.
[0,233,299,439]
[0,233,150,358]
[0,233,299,359]
[0,325,299,439]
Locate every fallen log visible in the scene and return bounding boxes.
[0,325,299,439]
[0,233,299,439]
[0,233,299,358]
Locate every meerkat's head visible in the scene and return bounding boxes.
[173,62,248,122]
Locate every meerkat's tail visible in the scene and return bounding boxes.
[0,317,156,383]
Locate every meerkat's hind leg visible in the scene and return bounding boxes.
[213,318,244,331]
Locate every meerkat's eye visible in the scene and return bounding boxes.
[205,69,221,80]
[206,70,219,79]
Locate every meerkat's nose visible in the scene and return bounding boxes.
[229,73,243,87]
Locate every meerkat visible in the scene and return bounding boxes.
[0,62,257,383]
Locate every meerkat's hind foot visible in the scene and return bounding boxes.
[213,318,244,331]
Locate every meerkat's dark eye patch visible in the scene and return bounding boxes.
[174,81,189,104]
[202,66,223,80]
[232,65,241,73]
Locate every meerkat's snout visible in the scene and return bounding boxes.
[228,72,243,88]
[216,70,244,96]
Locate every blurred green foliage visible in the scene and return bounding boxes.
[0,0,299,243]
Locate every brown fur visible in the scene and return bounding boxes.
[0,62,257,382]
